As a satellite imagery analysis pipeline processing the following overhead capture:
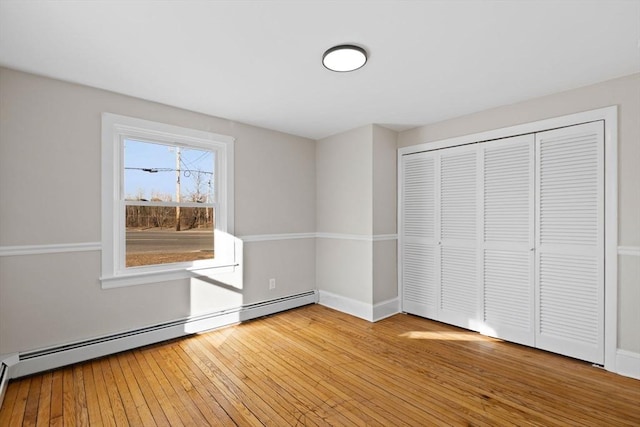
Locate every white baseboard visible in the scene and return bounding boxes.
[616,349,640,380]
[318,290,373,321]
[5,291,317,380]
[318,290,400,322]
[373,297,401,322]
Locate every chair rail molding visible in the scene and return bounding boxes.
[618,246,640,257]
[0,242,102,257]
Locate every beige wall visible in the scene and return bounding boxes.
[316,239,373,303]
[373,125,397,236]
[316,125,373,235]
[316,125,398,307]
[316,125,374,304]
[1,66,636,359]
[398,73,640,353]
[0,68,317,355]
[372,125,398,304]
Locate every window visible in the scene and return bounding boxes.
[101,113,235,288]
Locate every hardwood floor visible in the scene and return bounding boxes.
[1,304,638,426]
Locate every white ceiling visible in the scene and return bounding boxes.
[1,1,639,140]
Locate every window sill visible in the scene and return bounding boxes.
[100,263,239,289]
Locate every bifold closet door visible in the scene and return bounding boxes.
[535,121,604,364]
[401,145,481,330]
[401,146,481,329]
[400,120,604,364]
[480,135,535,346]
[438,145,479,329]
[401,152,438,318]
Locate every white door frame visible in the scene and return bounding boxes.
[397,106,618,372]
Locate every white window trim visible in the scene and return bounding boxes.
[101,113,235,288]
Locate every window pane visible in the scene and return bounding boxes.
[125,206,215,267]
[124,139,215,203]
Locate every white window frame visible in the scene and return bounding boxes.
[101,113,235,288]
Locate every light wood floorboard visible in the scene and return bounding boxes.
[1,304,639,426]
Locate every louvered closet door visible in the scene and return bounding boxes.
[401,152,438,318]
[535,121,604,364]
[480,135,535,346]
[438,145,479,330]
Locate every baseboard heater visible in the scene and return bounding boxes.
[8,290,318,379]
[0,362,8,410]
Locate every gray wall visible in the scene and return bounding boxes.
[1,66,636,359]
[315,124,398,308]
[372,125,397,304]
[0,68,317,355]
[316,125,374,303]
[398,73,640,353]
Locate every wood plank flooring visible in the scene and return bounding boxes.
[1,304,638,426]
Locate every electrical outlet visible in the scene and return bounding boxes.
[269,278,276,290]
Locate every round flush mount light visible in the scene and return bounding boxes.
[322,44,367,72]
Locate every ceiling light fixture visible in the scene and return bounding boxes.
[322,44,367,72]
